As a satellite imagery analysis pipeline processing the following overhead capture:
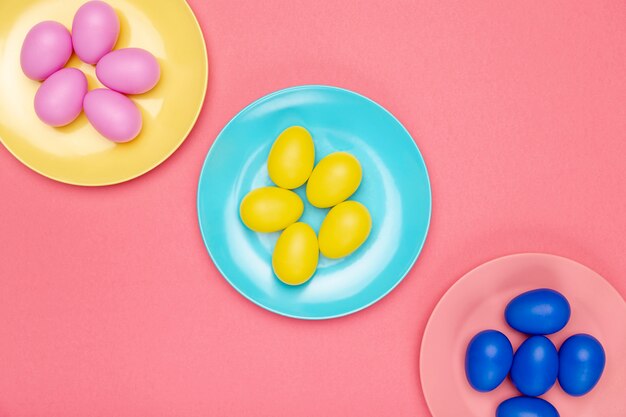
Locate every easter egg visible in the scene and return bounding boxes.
[558,334,605,396]
[318,201,371,259]
[72,1,120,64]
[272,222,319,285]
[510,336,558,396]
[306,152,362,208]
[21,21,72,81]
[34,68,87,127]
[465,330,513,392]
[505,289,570,335]
[83,89,143,142]
[239,187,304,233]
[96,48,161,95]
[496,397,559,417]
[267,126,314,189]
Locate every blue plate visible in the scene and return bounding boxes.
[197,85,431,319]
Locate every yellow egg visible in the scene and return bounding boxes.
[318,201,372,259]
[272,222,319,285]
[306,152,362,208]
[240,187,303,232]
[267,126,315,189]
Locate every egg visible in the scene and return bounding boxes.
[96,48,161,95]
[465,330,513,392]
[21,21,72,81]
[318,201,371,259]
[83,88,142,142]
[558,334,605,396]
[496,397,560,417]
[306,152,362,208]
[240,187,304,233]
[34,68,87,127]
[267,126,315,189]
[72,1,120,64]
[272,222,319,285]
[510,336,558,396]
[505,289,570,335]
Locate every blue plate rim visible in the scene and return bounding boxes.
[196,84,432,320]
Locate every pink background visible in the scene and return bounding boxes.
[1,1,625,416]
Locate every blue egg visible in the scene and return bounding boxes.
[465,330,513,392]
[497,396,560,417]
[505,289,571,335]
[558,334,606,396]
[510,335,558,396]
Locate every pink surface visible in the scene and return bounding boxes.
[1,1,625,416]
[420,253,626,417]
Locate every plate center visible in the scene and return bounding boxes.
[292,185,328,233]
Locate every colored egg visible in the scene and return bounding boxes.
[267,126,315,189]
[505,289,570,335]
[497,397,559,417]
[21,21,72,81]
[272,222,319,285]
[558,334,605,396]
[465,330,513,392]
[72,1,120,64]
[239,187,304,233]
[318,201,371,259]
[83,89,142,142]
[306,152,362,208]
[510,335,558,396]
[96,48,161,95]
[34,68,87,127]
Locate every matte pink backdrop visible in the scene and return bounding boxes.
[1,1,625,416]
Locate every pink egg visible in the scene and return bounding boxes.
[83,89,142,142]
[72,1,119,65]
[34,68,88,127]
[96,48,161,94]
[21,21,73,81]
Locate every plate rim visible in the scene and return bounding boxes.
[0,0,209,187]
[196,84,432,320]
[419,252,626,416]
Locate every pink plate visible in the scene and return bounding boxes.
[420,253,626,417]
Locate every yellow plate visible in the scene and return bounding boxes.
[0,0,208,186]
